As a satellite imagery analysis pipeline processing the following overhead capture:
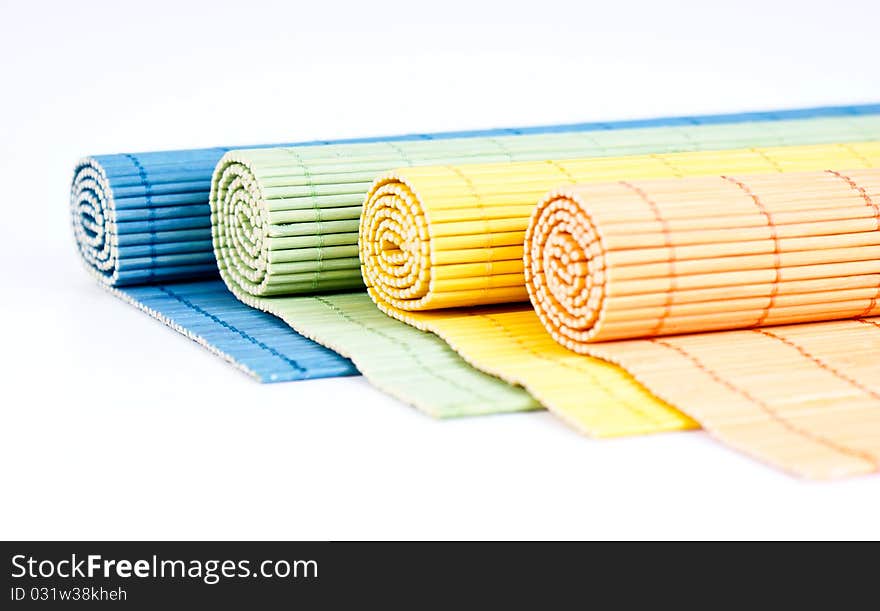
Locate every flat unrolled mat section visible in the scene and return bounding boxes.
[360,142,880,438]
[74,105,880,382]
[114,280,355,382]
[525,170,880,479]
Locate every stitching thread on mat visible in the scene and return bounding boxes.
[825,170,880,217]
[836,142,876,169]
[483,137,515,162]
[282,147,316,199]
[650,154,685,178]
[618,180,676,336]
[383,141,415,166]
[157,286,307,375]
[751,147,786,173]
[444,165,494,294]
[574,131,610,157]
[651,337,877,466]
[722,175,780,326]
[313,296,496,403]
[675,125,698,147]
[281,148,323,291]
[753,328,880,402]
[856,317,880,331]
[824,170,880,316]
[476,312,676,427]
[124,153,156,279]
[544,160,578,184]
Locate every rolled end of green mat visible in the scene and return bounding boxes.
[71,157,121,286]
[209,149,366,302]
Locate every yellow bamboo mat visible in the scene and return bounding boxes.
[359,142,880,447]
[525,170,880,479]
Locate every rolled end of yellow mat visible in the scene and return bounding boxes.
[360,170,531,313]
[360,173,434,311]
[525,187,611,352]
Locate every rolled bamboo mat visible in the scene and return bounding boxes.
[360,142,880,432]
[75,105,880,383]
[527,170,880,343]
[524,169,880,479]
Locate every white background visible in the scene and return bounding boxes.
[1,0,879,540]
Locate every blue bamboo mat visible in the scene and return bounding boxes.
[117,281,350,381]
[72,103,880,382]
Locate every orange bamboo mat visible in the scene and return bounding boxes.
[526,169,880,479]
[527,170,880,344]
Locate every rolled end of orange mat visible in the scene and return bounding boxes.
[525,169,880,350]
[524,185,611,349]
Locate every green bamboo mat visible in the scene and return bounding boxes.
[255,293,538,416]
[210,115,880,417]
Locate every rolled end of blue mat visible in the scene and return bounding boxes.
[70,153,220,287]
[71,157,121,285]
